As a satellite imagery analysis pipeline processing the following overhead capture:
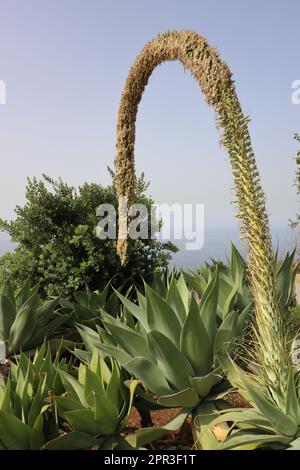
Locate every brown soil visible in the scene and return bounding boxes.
[127,407,194,450]
[127,392,251,449]
[226,391,251,408]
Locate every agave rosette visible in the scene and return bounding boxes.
[78,270,251,409]
[45,351,138,450]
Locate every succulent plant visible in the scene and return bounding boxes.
[44,351,138,450]
[59,282,120,325]
[77,271,251,448]
[0,281,70,355]
[0,344,70,449]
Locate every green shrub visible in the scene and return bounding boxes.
[0,172,177,298]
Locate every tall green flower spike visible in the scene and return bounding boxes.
[114,30,291,408]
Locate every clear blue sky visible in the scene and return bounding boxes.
[0,0,299,233]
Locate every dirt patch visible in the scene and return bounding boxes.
[127,392,251,449]
[226,392,251,408]
[127,407,193,449]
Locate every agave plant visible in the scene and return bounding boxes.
[0,344,70,450]
[185,244,252,318]
[274,248,298,315]
[44,351,138,450]
[197,357,300,450]
[59,282,121,325]
[185,244,298,320]
[195,249,300,451]
[77,271,251,448]
[0,280,71,355]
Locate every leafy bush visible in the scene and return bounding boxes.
[0,172,177,298]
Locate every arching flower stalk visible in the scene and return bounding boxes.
[114,30,292,409]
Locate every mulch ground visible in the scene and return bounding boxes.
[127,392,250,450]
[127,407,193,449]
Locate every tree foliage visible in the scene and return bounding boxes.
[0,172,176,297]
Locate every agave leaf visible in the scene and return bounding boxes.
[0,294,16,340]
[119,379,139,429]
[286,370,300,424]
[230,243,245,284]
[74,305,94,321]
[27,375,47,428]
[14,362,30,420]
[214,311,238,356]
[15,281,32,309]
[2,280,15,303]
[0,378,11,413]
[222,279,239,319]
[147,330,194,390]
[8,296,38,353]
[74,292,90,308]
[30,414,45,450]
[64,409,100,435]
[145,284,181,347]
[89,292,102,312]
[288,437,300,450]
[106,362,122,410]
[43,431,100,450]
[180,296,213,376]
[198,268,218,341]
[124,356,173,396]
[126,407,191,448]
[165,277,187,324]
[189,369,221,398]
[36,297,60,321]
[237,302,253,335]
[206,407,280,434]
[115,290,148,331]
[28,314,71,349]
[83,367,106,405]
[89,342,132,365]
[136,289,146,311]
[215,430,291,450]
[176,274,190,313]
[217,356,253,403]
[59,297,74,311]
[244,381,299,436]
[56,369,87,406]
[192,404,219,450]
[184,271,207,297]
[158,387,199,407]
[72,348,92,364]
[77,324,104,351]
[94,396,119,435]
[102,315,154,361]
[54,396,85,412]
[0,411,32,449]
[108,435,136,450]
[276,249,297,311]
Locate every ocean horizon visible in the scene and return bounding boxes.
[169,226,299,271]
[0,225,298,272]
